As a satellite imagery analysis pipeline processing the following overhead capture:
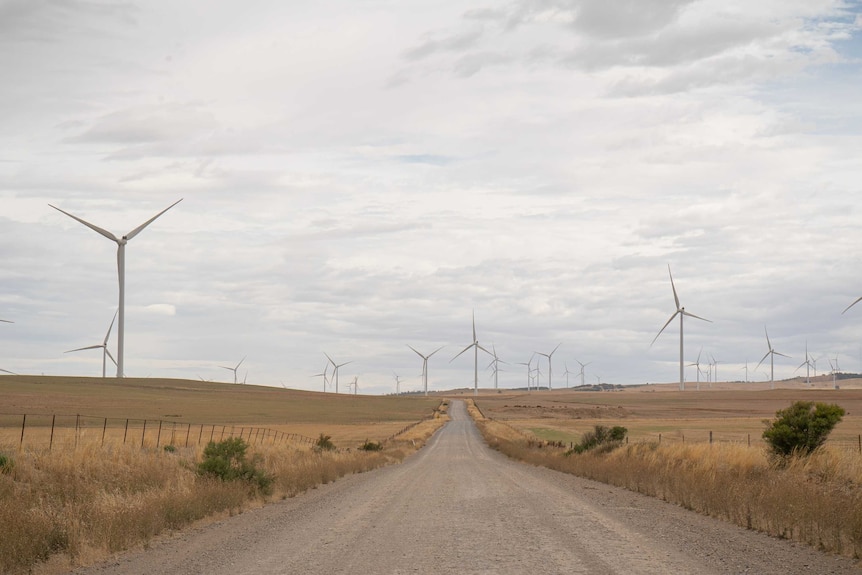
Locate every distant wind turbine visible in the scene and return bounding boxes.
[534,343,561,390]
[312,363,329,392]
[450,312,492,396]
[408,344,443,397]
[576,360,591,387]
[64,309,118,378]
[516,354,534,392]
[651,265,711,391]
[563,362,574,388]
[51,199,182,377]
[755,327,789,389]
[393,372,401,395]
[487,344,507,390]
[687,348,704,390]
[324,352,352,393]
[795,342,813,387]
[220,356,245,384]
[710,354,720,387]
[740,359,749,383]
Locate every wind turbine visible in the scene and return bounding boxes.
[486,344,507,390]
[755,327,789,389]
[651,265,711,391]
[219,356,245,384]
[50,199,182,377]
[710,354,720,387]
[408,344,443,397]
[534,343,561,390]
[347,375,359,396]
[740,359,749,383]
[563,362,574,388]
[393,372,401,395]
[64,309,118,377]
[324,352,352,393]
[687,348,704,390]
[450,312,491,396]
[312,363,329,392]
[516,354,534,392]
[576,360,591,387]
[795,342,813,387]
[829,355,840,388]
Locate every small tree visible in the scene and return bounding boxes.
[197,437,272,494]
[569,425,628,454]
[314,433,335,452]
[762,401,845,458]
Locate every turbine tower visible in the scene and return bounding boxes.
[576,360,591,387]
[487,344,507,390]
[687,347,704,390]
[755,327,789,389]
[534,343,561,390]
[219,356,245,384]
[408,344,443,397]
[50,199,182,377]
[393,372,401,395]
[65,309,118,378]
[324,352,352,393]
[451,312,491,396]
[795,342,813,387]
[651,264,711,391]
[516,355,533,392]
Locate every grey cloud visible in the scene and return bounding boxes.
[404,28,485,61]
[69,102,218,145]
[0,0,137,41]
[453,52,513,77]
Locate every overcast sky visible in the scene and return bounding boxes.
[2,0,862,394]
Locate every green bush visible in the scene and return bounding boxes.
[163,444,177,453]
[359,439,383,452]
[0,453,12,475]
[568,425,628,455]
[314,433,335,452]
[197,437,272,494]
[763,401,845,458]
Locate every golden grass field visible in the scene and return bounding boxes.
[469,375,862,448]
[0,375,442,449]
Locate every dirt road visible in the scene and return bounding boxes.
[75,400,860,574]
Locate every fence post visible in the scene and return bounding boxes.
[185,424,191,448]
[156,420,162,448]
[209,425,215,442]
[709,431,713,445]
[19,414,26,449]
[102,418,108,447]
[199,424,204,445]
[748,434,751,447]
[141,420,147,448]
[75,414,80,449]
[124,419,129,444]
[50,414,56,451]
[220,426,226,440]
[858,434,861,454]
[658,433,661,444]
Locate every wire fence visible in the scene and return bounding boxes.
[0,413,316,451]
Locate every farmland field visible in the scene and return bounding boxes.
[469,376,862,447]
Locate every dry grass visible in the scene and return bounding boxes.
[0,394,447,575]
[473,414,862,559]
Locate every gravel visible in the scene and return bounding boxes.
[71,400,861,574]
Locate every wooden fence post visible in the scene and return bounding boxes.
[185,423,191,448]
[141,420,147,448]
[156,420,162,447]
[75,414,80,449]
[102,418,108,447]
[709,431,713,445]
[19,414,26,449]
[124,419,129,444]
[50,414,56,451]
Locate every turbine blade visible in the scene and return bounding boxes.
[105,348,117,366]
[124,199,183,241]
[472,310,476,341]
[668,264,680,310]
[103,309,119,344]
[681,310,711,323]
[755,352,770,370]
[324,352,336,367]
[427,346,444,358]
[477,344,492,356]
[842,296,862,314]
[0,368,17,375]
[235,356,246,370]
[65,344,103,353]
[650,311,679,346]
[764,326,771,350]
[450,343,474,362]
[50,204,119,242]
[550,342,561,356]
[407,344,425,359]
[0,319,13,323]
[774,351,791,358]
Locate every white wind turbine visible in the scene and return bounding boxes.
[220,356,245,384]
[393,372,402,395]
[487,344,507,390]
[576,360,591,387]
[687,348,704,390]
[651,265,711,391]
[710,354,720,387]
[408,344,444,397]
[324,352,352,394]
[65,309,118,378]
[451,312,492,396]
[50,199,182,377]
[795,342,813,387]
[516,354,534,392]
[534,343,561,390]
[755,327,789,389]
[312,363,329,392]
[740,359,749,383]
[563,362,574,388]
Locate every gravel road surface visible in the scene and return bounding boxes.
[73,400,861,574]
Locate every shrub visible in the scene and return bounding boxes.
[314,433,336,452]
[568,425,628,455]
[359,439,383,452]
[197,437,272,494]
[0,453,13,474]
[163,444,177,453]
[762,401,845,458]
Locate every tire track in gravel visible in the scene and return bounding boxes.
[74,400,861,575]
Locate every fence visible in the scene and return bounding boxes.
[0,413,315,451]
